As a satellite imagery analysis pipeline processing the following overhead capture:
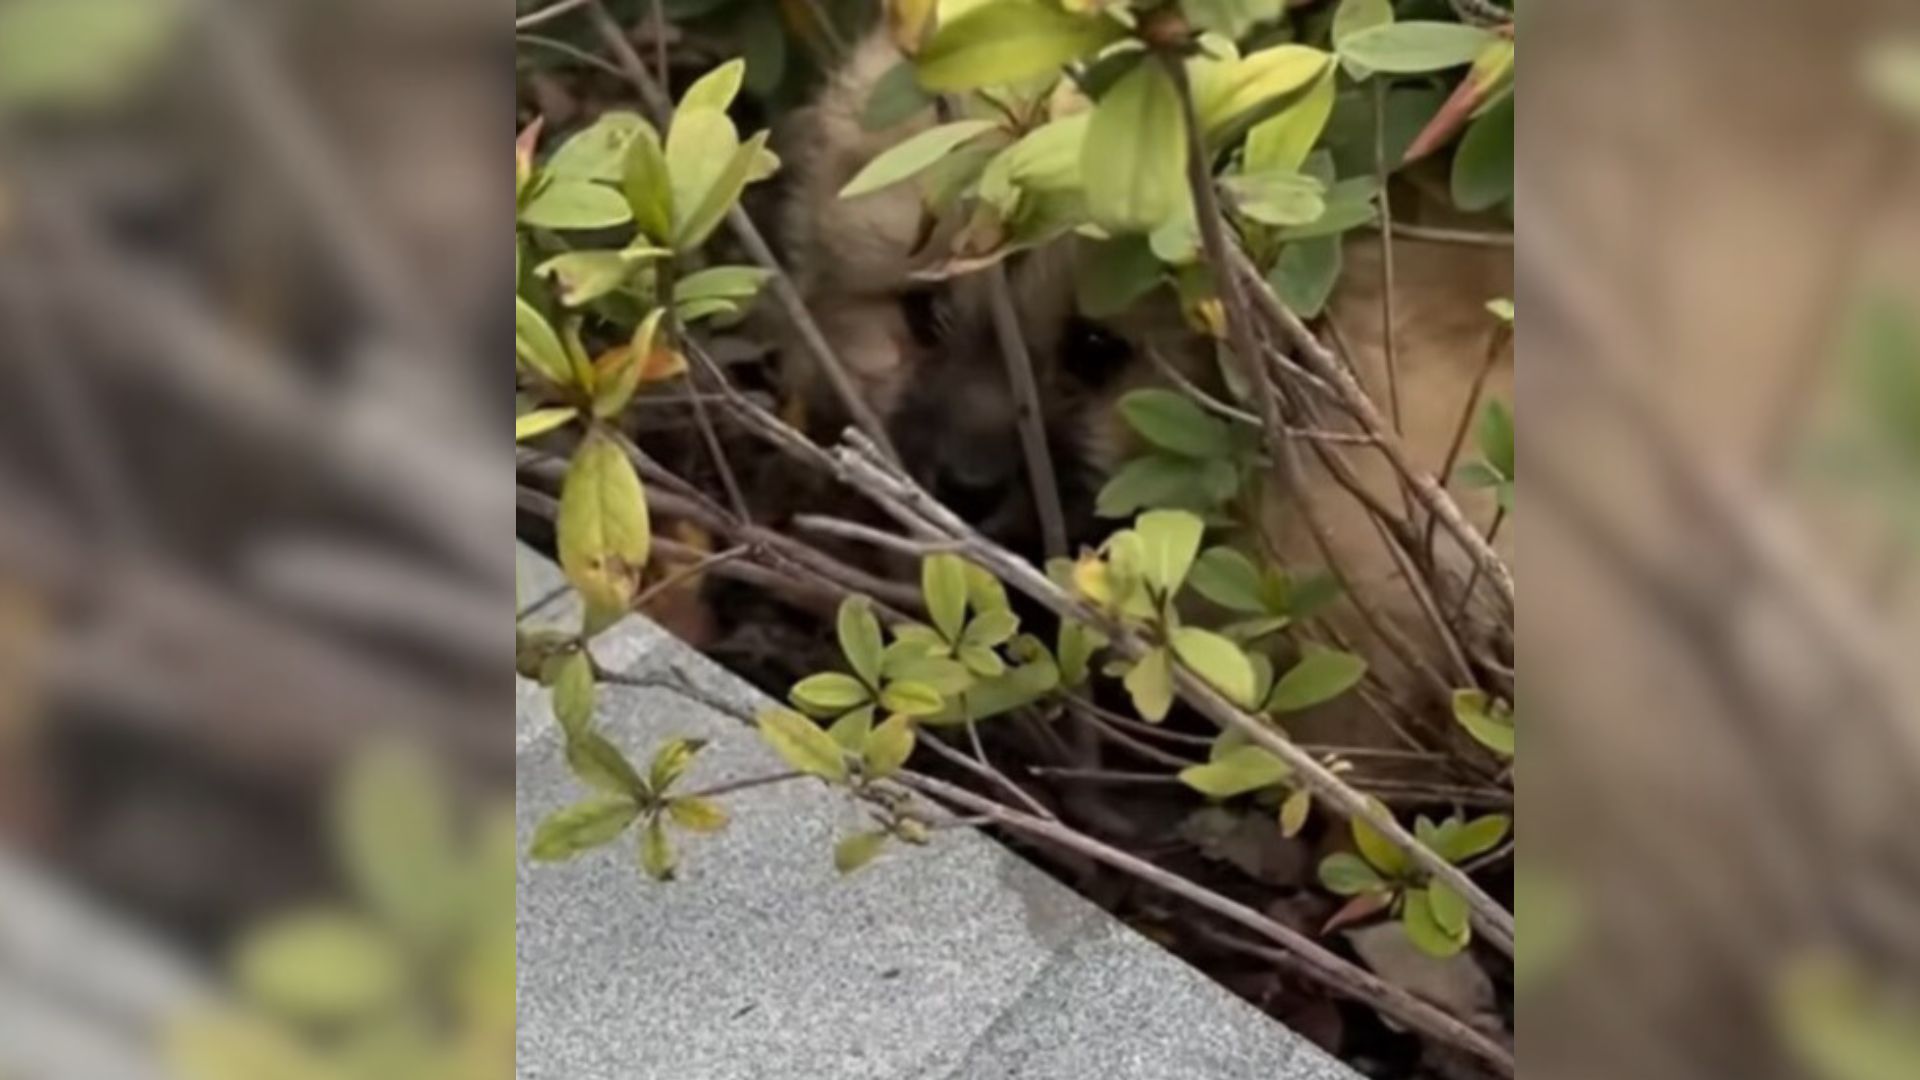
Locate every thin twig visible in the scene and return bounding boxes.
[1369,222,1514,248]
[1372,80,1405,437]
[793,514,970,556]
[900,770,1515,1076]
[516,0,595,30]
[916,723,1059,822]
[633,545,750,613]
[987,264,1070,559]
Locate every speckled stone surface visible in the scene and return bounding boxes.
[515,545,1359,1080]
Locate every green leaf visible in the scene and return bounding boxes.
[828,706,877,753]
[791,672,873,716]
[332,745,461,946]
[1402,887,1471,957]
[863,713,917,778]
[535,249,660,307]
[1337,22,1497,76]
[1096,454,1222,517]
[1477,398,1516,481]
[679,58,745,114]
[880,680,946,717]
[519,179,633,230]
[963,563,1012,614]
[516,406,579,442]
[840,119,1000,198]
[1276,194,1377,240]
[1331,0,1393,49]
[1123,647,1175,722]
[1183,0,1284,39]
[1194,46,1331,138]
[1266,645,1368,713]
[547,112,648,182]
[567,732,644,796]
[1171,627,1258,707]
[885,653,975,696]
[620,120,675,243]
[1245,67,1337,174]
[923,553,970,643]
[1075,236,1163,318]
[1427,879,1470,939]
[1057,620,1106,687]
[639,816,677,881]
[837,597,885,687]
[1270,235,1343,318]
[550,650,595,741]
[1223,170,1327,227]
[958,643,1008,678]
[1279,789,1312,837]
[647,737,707,794]
[676,129,771,252]
[1083,62,1187,233]
[1119,389,1233,459]
[1487,298,1515,324]
[1441,814,1511,863]
[1319,852,1387,896]
[1136,509,1207,594]
[234,911,405,1023]
[863,60,937,130]
[1452,689,1516,756]
[530,795,641,861]
[757,708,849,783]
[1451,94,1513,212]
[1179,744,1290,798]
[1351,802,1411,877]
[979,113,1090,205]
[667,796,730,833]
[1187,547,1268,613]
[515,297,572,387]
[834,831,889,875]
[962,610,1021,652]
[557,431,651,613]
[915,1,1126,93]
[961,653,1061,722]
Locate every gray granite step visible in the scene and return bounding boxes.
[515,545,1359,1080]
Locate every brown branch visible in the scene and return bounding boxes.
[986,264,1070,559]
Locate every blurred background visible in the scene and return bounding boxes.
[0,0,1915,1079]
[0,0,509,1077]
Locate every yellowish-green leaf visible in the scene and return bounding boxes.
[1136,508,1207,594]
[536,248,663,308]
[1351,801,1411,877]
[675,127,770,252]
[1427,879,1470,939]
[518,179,633,230]
[332,744,461,946]
[915,1,1126,93]
[828,705,877,753]
[923,553,970,642]
[1187,546,1268,614]
[1171,626,1258,707]
[962,608,1020,649]
[667,796,730,833]
[557,430,652,613]
[1337,21,1497,75]
[680,58,745,113]
[757,707,850,783]
[621,120,674,243]
[1280,788,1312,837]
[1178,744,1290,798]
[837,597,886,687]
[1195,46,1331,138]
[841,119,999,198]
[550,650,595,740]
[530,795,640,861]
[880,680,946,717]
[547,111,648,182]
[1084,62,1187,233]
[515,297,572,386]
[1124,646,1175,722]
[1057,619,1105,687]
[648,737,707,794]
[516,406,579,442]
[1318,852,1386,896]
[958,643,1006,678]
[639,816,676,881]
[1452,689,1515,757]
[567,732,643,796]
[1331,0,1392,49]
[234,910,404,1023]
[834,830,889,875]
[1402,887,1471,957]
[863,713,917,778]
[792,672,873,716]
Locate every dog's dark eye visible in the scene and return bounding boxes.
[1061,317,1132,385]
[900,288,946,348]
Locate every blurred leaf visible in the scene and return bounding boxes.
[1184,0,1284,39]
[1075,236,1163,318]
[1270,235,1343,318]
[834,830,890,874]
[1267,645,1368,713]
[1084,62,1187,233]
[639,816,677,881]
[234,910,403,1022]
[792,672,873,715]
[1058,619,1106,687]
[0,0,186,111]
[1124,647,1175,722]
[863,713,918,778]
[757,708,850,783]
[1180,744,1290,798]
[1777,956,1920,1080]
[1224,170,1327,227]
[166,1011,334,1080]
[334,746,459,945]
[519,179,634,230]
[923,553,970,642]
[838,597,886,687]
[1171,626,1258,707]
[536,248,663,307]
[829,705,877,752]
[1120,389,1234,459]
[1451,94,1514,211]
[880,680,946,717]
[1188,547,1268,613]
[1338,22,1497,75]
[557,430,651,613]
[841,119,1000,197]
[863,59,938,130]
[1331,0,1393,49]
[567,732,644,796]
[667,796,730,833]
[960,651,1060,721]
[1402,887,1471,957]
[1862,40,1920,123]
[915,0,1126,92]
[674,264,773,306]
[1137,508,1207,594]
[1096,454,1223,517]
[548,112,649,182]
[516,406,579,442]
[680,58,745,113]
[1477,399,1516,481]
[1319,852,1387,896]
[1280,789,1312,837]
[648,737,707,794]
